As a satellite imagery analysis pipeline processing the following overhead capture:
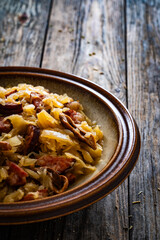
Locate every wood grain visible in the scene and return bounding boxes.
[43,1,128,240]
[1,0,159,239]
[0,0,51,67]
[127,0,160,239]
[42,0,127,103]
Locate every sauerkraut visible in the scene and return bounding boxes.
[0,84,103,202]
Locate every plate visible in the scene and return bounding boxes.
[0,66,140,224]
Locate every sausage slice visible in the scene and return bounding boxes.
[23,125,40,155]
[7,161,28,186]
[37,155,75,174]
[0,117,12,134]
[0,102,23,115]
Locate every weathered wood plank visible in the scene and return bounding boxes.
[43,0,127,103]
[127,0,160,239]
[0,0,51,66]
[43,1,128,240]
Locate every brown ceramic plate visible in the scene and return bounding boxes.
[0,66,140,225]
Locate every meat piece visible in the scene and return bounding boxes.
[0,141,12,151]
[0,117,12,134]
[38,189,48,197]
[0,102,23,115]
[22,193,35,201]
[64,109,85,124]
[5,89,17,98]
[65,101,82,111]
[30,92,44,112]
[47,168,69,194]
[59,113,96,150]
[7,160,28,186]
[22,193,36,201]
[22,189,48,201]
[24,125,40,155]
[37,155,75,174]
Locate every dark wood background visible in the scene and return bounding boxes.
[0,0,159,239]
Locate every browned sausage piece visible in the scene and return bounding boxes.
[0,117,12,134]
[30,92,44,112]
[23,125,40,155]
[65,101,82,111]
[0,102,23,115]
[22,189,48,201]
[37,155,75,174]
[59,113,96,150]
[7,160,28,186]
[64,109,85,124]
[0,141,12,151]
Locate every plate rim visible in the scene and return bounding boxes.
[0,66,141,224]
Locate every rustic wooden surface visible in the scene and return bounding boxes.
[0,0,159,239]
[127,0,160,239]
[0,0,52,66]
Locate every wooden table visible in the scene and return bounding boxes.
[0,0,159,239]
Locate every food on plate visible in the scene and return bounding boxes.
[0,84,103,202]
